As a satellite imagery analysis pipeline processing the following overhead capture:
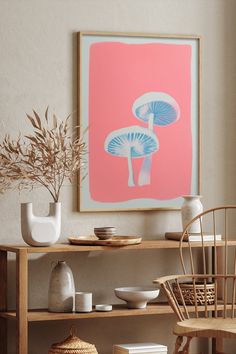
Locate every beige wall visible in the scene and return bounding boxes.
[0,0,236,353]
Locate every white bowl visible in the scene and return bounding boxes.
[114,287,160,309]
[95,304,113,312]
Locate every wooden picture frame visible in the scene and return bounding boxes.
[78,31,201,212]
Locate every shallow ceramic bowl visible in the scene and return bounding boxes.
[114,287,160,309]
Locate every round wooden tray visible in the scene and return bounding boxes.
[68,236,142,247]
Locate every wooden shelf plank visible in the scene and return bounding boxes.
[0,303,173,321]
[1,240,236,254]
[27,303,173,321]
[1,302,233,322]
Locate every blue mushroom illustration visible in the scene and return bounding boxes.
[104,126,158,187]
[132,92,180,185]
[132,92,180,130]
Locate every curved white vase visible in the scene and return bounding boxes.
[48,260,75,312]
[181,195,203,233]
[21,202,61,246]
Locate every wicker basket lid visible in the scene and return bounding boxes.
[49,326,98,354]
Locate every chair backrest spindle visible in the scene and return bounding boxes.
[231,250,236,318]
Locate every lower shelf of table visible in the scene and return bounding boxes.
[0,302,231,322]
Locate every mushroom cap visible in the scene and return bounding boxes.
[104,126,159,158]
[132,92,180,126]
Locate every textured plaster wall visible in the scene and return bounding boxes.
[0,0,236,353]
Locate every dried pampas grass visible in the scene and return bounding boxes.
[0,108,87,202]
[0,169,12,194]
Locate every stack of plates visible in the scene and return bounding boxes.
[94,227,116,240]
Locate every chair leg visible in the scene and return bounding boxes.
[216,338,226,354]
[173,336,192,354]
[173,336,183,354]
[181,337,192,354]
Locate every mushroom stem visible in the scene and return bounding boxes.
[138,155,152,186]
[148,113,154,130]
[127,147,135,187]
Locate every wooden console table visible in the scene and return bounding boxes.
[1,240,235,354]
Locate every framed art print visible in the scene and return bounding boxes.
[78,31,201,211]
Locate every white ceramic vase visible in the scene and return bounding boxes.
[21,202,61,247]
[181,195,203,233]
[48,260,75,312]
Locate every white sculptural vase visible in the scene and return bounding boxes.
[181,195,203,234]
[21,202,61,246]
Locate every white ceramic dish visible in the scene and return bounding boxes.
[95,304,113,312]
[114,287,160,309]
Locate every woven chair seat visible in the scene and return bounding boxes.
[174,318,236,338]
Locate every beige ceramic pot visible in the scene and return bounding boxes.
[48,261,75,312]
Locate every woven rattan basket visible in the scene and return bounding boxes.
[172,281,215,306]
[48,327,98,354]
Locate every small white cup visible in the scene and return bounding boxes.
[75,292,92,312]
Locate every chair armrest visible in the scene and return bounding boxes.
[153,274,192,285]
[153,273,226,285]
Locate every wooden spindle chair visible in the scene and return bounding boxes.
[153,206,236,354]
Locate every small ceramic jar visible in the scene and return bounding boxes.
[181,195,203,233]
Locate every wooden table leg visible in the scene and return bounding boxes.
[0,251,7,354]
[16,249,28,354]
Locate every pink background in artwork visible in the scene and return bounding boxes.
[89,41,192,202]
